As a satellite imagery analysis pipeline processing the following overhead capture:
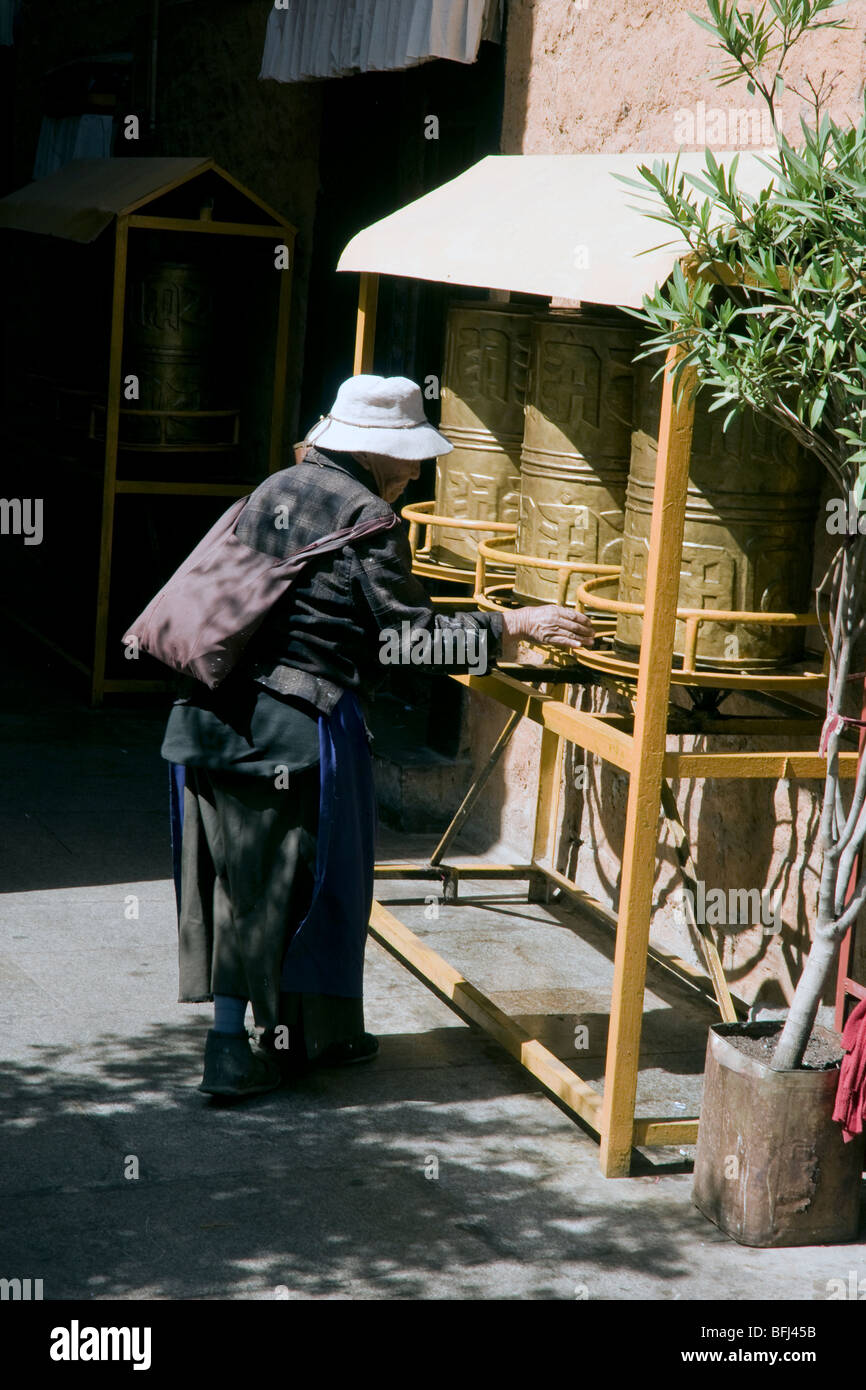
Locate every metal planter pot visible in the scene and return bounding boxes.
[693,1022,864,1248]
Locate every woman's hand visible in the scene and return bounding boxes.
[501,605,595,652]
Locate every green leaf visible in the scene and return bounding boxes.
[690,13,726,37]
[810,387,829,427]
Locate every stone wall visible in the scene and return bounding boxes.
[502,0,866,155]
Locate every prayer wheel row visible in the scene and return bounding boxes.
[617,363,820,669]
[432,302,821,670]
[514,307,635,604]
[433,301,532,568]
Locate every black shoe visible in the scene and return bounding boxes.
[259,1025,310,1078]
[198,1029,282,1097]
[314,1033,379,1067]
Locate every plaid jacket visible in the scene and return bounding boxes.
[232,447,504,715]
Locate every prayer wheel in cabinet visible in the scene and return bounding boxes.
[615,362,821,669]
[514,308,639,603]
[125,260,219,446]
[432,302,533,568]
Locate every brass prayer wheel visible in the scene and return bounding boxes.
[432,301,533,568]
[615,363,821,669]
[514,308,638,603]
[125,260,218,445]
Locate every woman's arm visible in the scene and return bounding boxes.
[352,523,594,674]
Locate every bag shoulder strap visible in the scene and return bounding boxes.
[255,507,399,575]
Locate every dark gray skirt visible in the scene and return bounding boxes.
[177,765,364,1053]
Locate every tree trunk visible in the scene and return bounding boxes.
[770,931,840,1070]
[770,539,866,1070]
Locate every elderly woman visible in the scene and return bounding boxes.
[162,375,594,1098]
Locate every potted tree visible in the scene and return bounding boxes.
[627,0,866,1244]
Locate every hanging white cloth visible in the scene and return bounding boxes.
[406,0,485,65]
[32,114,114,180]
[260,0,501,83]
[482,0,503,43]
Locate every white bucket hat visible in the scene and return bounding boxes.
[305,375,453,460]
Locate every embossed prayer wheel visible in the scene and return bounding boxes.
[514,308,639,603]
[615,362,821,669]
[125,260,218,446]
[432,301,533,568]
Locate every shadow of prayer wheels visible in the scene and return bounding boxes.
[615,363,821,670]
[125,260,219,447]
[431,301,533,569]
[514,308,638,603]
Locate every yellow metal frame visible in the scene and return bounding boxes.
[352,268,839,1176]
[401,499,518,587]
[468,543,827,693]
[90,188,296,704]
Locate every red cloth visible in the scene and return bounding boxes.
[833,998,866,1142]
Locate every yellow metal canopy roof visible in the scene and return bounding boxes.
[0,156,296,242]
[337,151,777,308]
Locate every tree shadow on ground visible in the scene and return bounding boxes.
[0,1018,718,1300]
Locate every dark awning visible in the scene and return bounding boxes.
[0,156,295,242]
